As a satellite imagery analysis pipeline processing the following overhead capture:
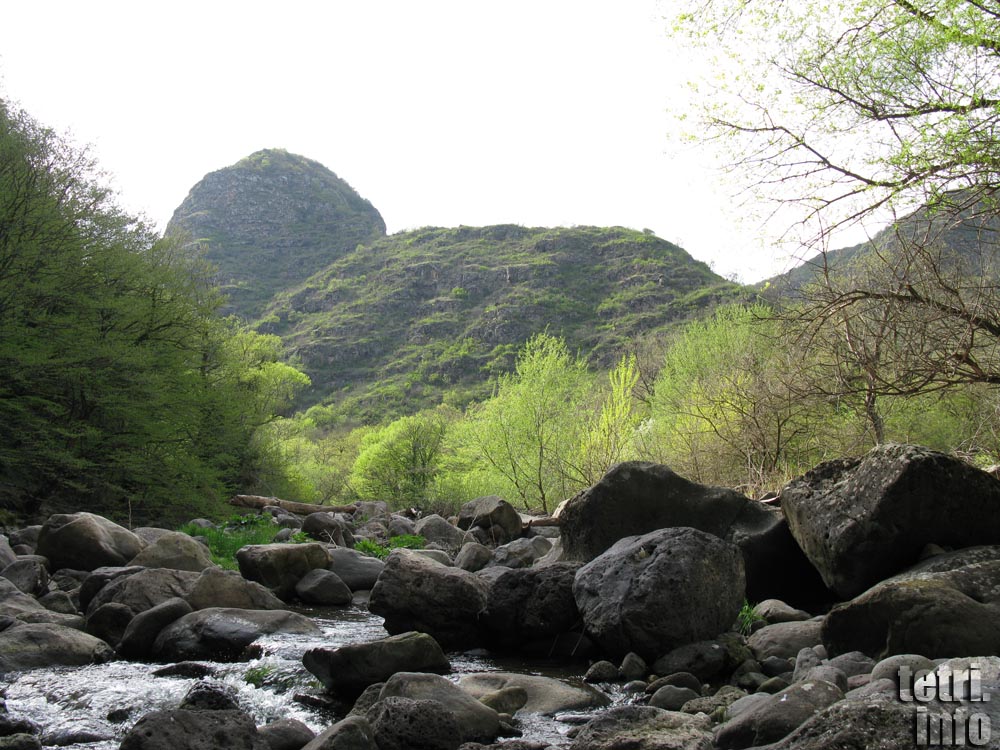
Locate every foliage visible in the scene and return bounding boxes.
[737,600,765,636]
[179,514,278,569]
[0,102,310,523]
[355,534,425,560]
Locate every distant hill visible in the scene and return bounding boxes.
[166,149,386,319]
[260,224,741,418]
[168,150,741,419]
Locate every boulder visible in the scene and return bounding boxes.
[781,443,1000,598]
[457,496,523,545]
[301,513,354,547]
[326,548,384,591]
[386,515,416,538]
[1,558,49,597]
[257,719,316,750]
[295,569,352,605]
[377,672,499,743]
[369,549,490,649]
[300,715,375,750]
[557,462,825,606]
[715,680,845,749]
[185,567,284,611]
[747,619,825,661]
[35,512,145,572]
[481,563,581,650]
[567,705,712,750]
[761,691,916,749]
[366,697,461,750]
[0,577,76,625]
[573,527,745,660]
[303,631,450,699]
[0,536,16,570]
[150,607,321,662]
[651,635,751,683]
[487,536,552,569]
[459,672,609,715]
[119,709,268,750]
[117,596,194,660]
[413,514,470,552]
[85,601,134,646]
[78,566,145,612]
[127,532,216,572]
[454,542,493,573]
[236,543,330,598]
[132,527,173,545]
[179,679,242,711]
[86,568,197,617]
[0,622,114,672]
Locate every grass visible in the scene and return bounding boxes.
[737,599,765,635]
[178,514,280,570]
[355,534,426,560]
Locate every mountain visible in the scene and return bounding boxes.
[168,150,741,419]
[166,149,386,318]
[260,224,741,418]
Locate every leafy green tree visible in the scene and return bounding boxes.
[0,102,308,522]
[462,333,590,512]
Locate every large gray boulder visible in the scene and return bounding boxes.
[119,709,268,750]
[117,596,194,660]
[326,548,384,591]
[85,568,197,617]
[480,563,582,651]
[377,672,500,744]
[366,697,461,750]
[715,679,845,749]
[303,631,450,699]
[413,514,470,552]
[150,607,321,662]
[459,672,609,715]
[184,567,284,611]
[35,512,146,572]
[369,549,490,649]
[127,532,216,572]
[300,715,376,750]
[0,535,16,569]
[0,577,77,626]
[235,543,330,598]
[457,496,523,545]
[295,569,352,605]
[0,622,114,672]
[573,527,745,660]
[1,557,49,597]
[781,443,1000,599]
[761,691,917,750]
[557,462,825,605]
[301,512,355,547]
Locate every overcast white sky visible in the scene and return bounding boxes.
[0,1,821,283]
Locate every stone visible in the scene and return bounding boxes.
[652,636,750,683]
[488,537,552,569]
[413,514,470,552]
[760,692,916,749]
[410,549,452,565]
[295,569,352,605]
[257,718,316,750]
[454,542,493,573]
[185,567,284,611]
[0,622,114,672]
[557,461,826,605]
[86,567,197,617]
[236,543,330,599]
[78,566,145,612]
[119,709,267,750]
[0,558,49,597]
[366,697,462,750]
[567,705,712,750]
[0,537,16,571]
[35,512,146,572]
[584,661,620,683]
[477,686,528,715]
[714,679,845,749]
[649,685,700,711]
[303,631,450,699]
[747,619,824,661]
[301,513,354,547]
[869,653,936,686]
[0,735,41,750]
[459,672,609,715]
[386,515,416,538]
[132,527,173,545]
[753,599,812,624]
[369,549,490,650]
[179,680,242,711]
[326,548,385,591]
[37,591,76,615]
[781,443,1000,598]
[457,496,523,545]
[573,527,745,660]
[300,715,376,750]
[127,532,216,571]
[117,596,194,660]
[151,607,321,662]
[377,672,499,743]
[619,652,648,681]
[481,563,581,650]
[85,601,134,646]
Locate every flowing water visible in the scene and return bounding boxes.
[3,604,621,749]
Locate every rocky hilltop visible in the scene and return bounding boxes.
[166,149,386,319]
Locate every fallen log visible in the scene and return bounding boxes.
[524,516,561,528]
[229,494,358,516]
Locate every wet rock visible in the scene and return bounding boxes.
[366,697,462,750]
[152,661,216,679]
[303,631,450,699]
[151,607,321,662]
[481,563,581,650]
[0,735,42,750]
[458,672,609,715]
[236,543,330,599]
[36,512,145,572]
[0,622,114,672]
[119,708,268,750]
[300,714,375,750]
[369,549,489,650]
[573,527,745,660]
[649,685,700,711]
[567,705,712,750]
[781,443,1000,598]
[179,680,242,711]
[258,718,316,750]
[295,569,352,606]
[584,660,619,683]
[127,532,216,572]
[118,596,194,660]
[378,672,499,743]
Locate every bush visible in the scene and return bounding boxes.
[179,514,278,569]
[355,534,426,560]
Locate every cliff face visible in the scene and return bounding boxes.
[166,149,386,318]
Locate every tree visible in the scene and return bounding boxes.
[463,333,590,512]
[678,0,1000,413]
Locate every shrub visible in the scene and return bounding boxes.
[179,513,278,569]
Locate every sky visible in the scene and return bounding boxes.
[0,1,824,283]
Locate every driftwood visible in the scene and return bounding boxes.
[229,494,357,516]
[524,516,561,528]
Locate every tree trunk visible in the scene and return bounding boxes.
[229,494,357,516]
